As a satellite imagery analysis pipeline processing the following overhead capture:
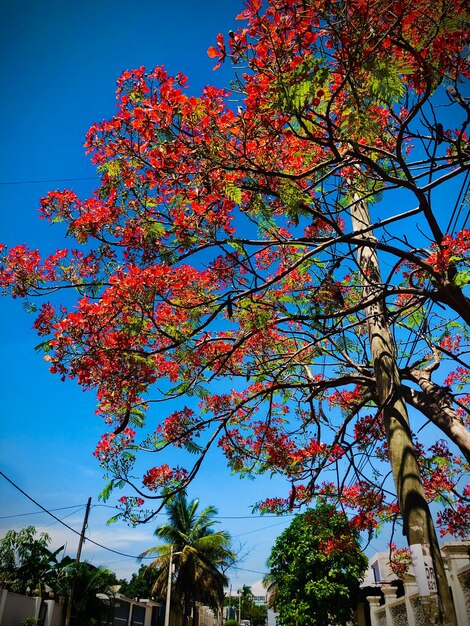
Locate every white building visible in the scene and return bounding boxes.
[360,541,470,626]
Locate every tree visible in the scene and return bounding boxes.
[139,492,235,626]
[57,562,118,626]
[0,528,117,625]
[236,585,268,626]
[243,602,267,626]
[1,1,469,623]
[0,526,65,596]
[119,564,159,600]
[267,504,368,626]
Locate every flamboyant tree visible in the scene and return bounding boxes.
[1,0,469,623]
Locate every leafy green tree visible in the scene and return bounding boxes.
[140,492,236,626]
[0,526,64,596]
[0,527,119,625]
[245,604,268,626]
[267,505,367,626]
[237,586,267,626]
[57,562,118,626]
[119,564,159,600]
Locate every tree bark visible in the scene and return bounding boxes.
[401,381,470,463]
[350,196,457,626]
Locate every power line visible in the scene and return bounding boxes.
[0,471,292,561]
[43,506,87,530]
[1,502,295,521]
[232,565,268,575]
[0,470,150,560]
[0,504,89,520]
[233,520,289,538]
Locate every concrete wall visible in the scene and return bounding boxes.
[0,590,163,626]
[0,589,42,626]
[44,599,64,626]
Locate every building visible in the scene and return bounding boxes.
[359,541,470,626]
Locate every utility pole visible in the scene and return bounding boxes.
[65,497,92,626]
[164,547,181,626]
[164,546,174,626]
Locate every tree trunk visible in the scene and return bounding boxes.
[183,598,192,626]
[350,196,457,626]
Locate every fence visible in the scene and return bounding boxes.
[365,541,470,626]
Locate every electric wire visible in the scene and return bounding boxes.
[0,504,90,520]
[0,470,153,560]
[3,502,294,521]
[1,482,278,577]
[232,566,268,575]
[233,520,289,538]
[0,471,294,562]
[43,506,87,530]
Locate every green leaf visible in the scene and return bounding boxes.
[129,408,146,428]
[228,240,245,255]
[225,183,243,205]
[289,79,313,109]
[98,481,115,503]
[367,59,405,105]
[194,385,211,399]
[143,221,166,242]
[121,451,136,462]
[453,270,470,287]
[34,340,52,353]
[183,440,204,455]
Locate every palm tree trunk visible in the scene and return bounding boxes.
[350,196,457,626]
[182,594,192,626]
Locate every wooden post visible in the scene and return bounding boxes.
[64,497,92,626]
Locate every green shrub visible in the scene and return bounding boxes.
[225,620,239,626]
[20,617,39,626]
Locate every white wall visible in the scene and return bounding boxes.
[0,589,42,626]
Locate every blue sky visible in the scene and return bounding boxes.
[0,0,307,586]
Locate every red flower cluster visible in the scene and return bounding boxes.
[157,407,201,447]
[388,543,413,579]
[93,428,136,462]
[328,386,363,412]
[319,532,356,556]
[437,503,470,539]
[426,230,470,273]
[143,464,188,491]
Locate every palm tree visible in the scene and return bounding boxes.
[139,492,236,626]
[262,572,278,609]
